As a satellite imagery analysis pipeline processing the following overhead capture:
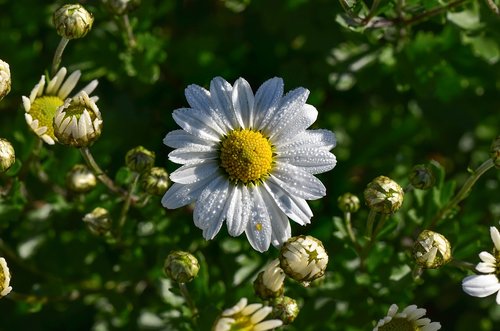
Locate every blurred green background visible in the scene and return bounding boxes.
[0,0,499,330]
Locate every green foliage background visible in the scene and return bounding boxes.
[0,0,499,330]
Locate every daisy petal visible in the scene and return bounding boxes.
[271,103,317,142]
[58,70,81,99]
[173,107,224,141]
[245,187,272,252]
[260,187,291,247]
[225,185,252,237]
[168,145,217,164]
[232,77,254,129]
[169,160,219,184]
[271,162,327,200]
[276,148,337,175]
[253,77,283,129]
[490,227,500,251]
[210,77,238,130]
[264,180,312,225]
[278,129,337,151]
[163,129,216,149]
[193,175,229,240]
[462,274,500,298]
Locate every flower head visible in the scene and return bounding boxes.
[125,145,155,173]
[0,138,15,173]
[462,226,500,304]
[364,176,404,214]
[163,251,200,283]
[53,4,94,39]
[0,257,12,298]
[212,298,283,331]
[53,91,102,147]
[409,164,436,190]
[83,207,112,236]
[0,59,11,101]
[271,296,300,325]
[22,67,98,145]
[162,77,337,252]
[141,167,170,195]
[373,304,441,331]
[337,192,360,213]
[413,230,452,269]
[253,259,285,299]
[279,235,328,285]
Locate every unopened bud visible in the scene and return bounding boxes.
[279,235,328,286]
[0,138,15,173]
[254,259,285,299]
[164,251,200,283]
[409,164,436,190]
[0,59,11,101]
[413,230,452,269]
[141,167,169,195]
[83,207,112,236]
[271,296,300,325]
[364,176,404,214]
[102,0,141,15]
[337,193,360,213]
[53,92,102,147]
[125,146,155,173]
[491,136,500,169]
[0,257,12,298]
[67,164,97,193]
[53,4,94,39]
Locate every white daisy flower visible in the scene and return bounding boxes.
[212,297,283,331]
[0,257,12,298]
[0,59,11,101]
[373,304,441,331]
[462,226,500,304]
[162,77,337,252]
[22,67,98,145]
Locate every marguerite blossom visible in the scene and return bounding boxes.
[373,304,441,331]
[22,67,98,144]
[0,257,12,298]
[212,297,283,331]
[462,226,500,304]
[162,77,336,252]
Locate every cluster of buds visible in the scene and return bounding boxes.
[83,207,112,236]
[66,164,97,193]
[337,192,360,213]
[0,59,11,101]
[0,257,12,298]
[53,92,103,148]
[0,138,15,173]
[413,230,452,269]
[163,251,200,283]
[409,164,436,190]
[364,175,404,214]
[141,167,169,195]
[279,235,328,286]
[53,4,94,40]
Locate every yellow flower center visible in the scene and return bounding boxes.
[229,314,258,331]
[219,129,273,184]
[379,318,420,331]
[29,96,64,139]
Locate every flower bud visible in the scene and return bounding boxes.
[254,259,285,299]
[53,92,102,148]
[83,207,112,236]
[279,235,328,286]
[0,257,12,298]
[0,59,11,101]
[141,167,169,195]
[413,230,452,269]
[0,138,15,173]
[491,136,500,169]
[66,164,97,193]
[125,146,155,173]
[271,296,300,325]
[102,0,141,15]
[53,4,94,39]
[337,192,360,213]
[164,251,200,283]
[409,164,436,190]
[364,175,404,214]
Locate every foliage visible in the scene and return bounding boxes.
[0,0,499,330]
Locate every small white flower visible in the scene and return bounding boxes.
[373,304,441,331]
[22,67,98,145]
[462,226,500,304]
[162,77,337,252]
[212,298,283,331]
[254,259,285,299]
[0,59,11,101]
[0,257,12,298]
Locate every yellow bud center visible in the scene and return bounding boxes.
[29,96,64,139]
[379,318,419,331]
[219,129,273,184]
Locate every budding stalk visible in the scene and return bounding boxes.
[364,175,404,214]
[0,138,15,173]
[164,251,200,283]
[53,4,94,40]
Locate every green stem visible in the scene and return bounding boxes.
[178,282,199,323]
[365,209,378,239]
[398,0,470,26]
[430,159,495,228]
[117,173,139,236]
[79,147,126,197]
[122,14,137,49]
[450,259,476,273]
[345,212,362,253]
[51,37,69,76]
